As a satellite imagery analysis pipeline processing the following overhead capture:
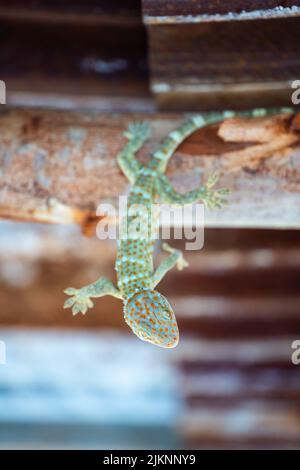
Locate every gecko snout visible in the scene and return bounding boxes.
[124,290,179,348]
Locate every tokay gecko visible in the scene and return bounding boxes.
[64,108,293,348]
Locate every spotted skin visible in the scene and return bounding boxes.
[125,291,179,348]
[64,108,294,348]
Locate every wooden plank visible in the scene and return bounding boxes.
[0,8,141,27]
[173,296,300,339]
[146,17,300,110]
[163,266,300,296]
[182,368,300,403]
[0,108,300,229]
[0,223,299,331]
[143,1,300,110]
[0,3,149,111]
[174,338,295,365]
[180,404,300,448]
[143,1,300,24]
[1,1,141,18]
[6,79,154,113]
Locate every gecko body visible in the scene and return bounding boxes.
[64,108,293,348]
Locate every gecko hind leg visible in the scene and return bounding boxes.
[64,277,122,315]
[118,121,151,184]
[152,243,188,288]
[156,174,230,209]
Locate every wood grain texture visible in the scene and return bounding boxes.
[143,0,300,22]
[144,1,300,110]
[147,16,300,110]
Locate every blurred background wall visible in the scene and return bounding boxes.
[0,0,300,450]
[0,222,299,449]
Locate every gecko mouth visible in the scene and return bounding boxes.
[124,290,179,348]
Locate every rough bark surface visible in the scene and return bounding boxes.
[0,108,300,229]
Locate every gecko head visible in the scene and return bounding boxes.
[124,290,179,348]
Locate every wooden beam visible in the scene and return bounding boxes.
[0,107,300,229]
[0,3,149,111]
[143,1,300,24]
[143,1,300,110]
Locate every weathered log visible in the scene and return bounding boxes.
[0,108,300,229]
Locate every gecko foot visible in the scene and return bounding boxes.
[123,121,151,142]
[162,242,189,271]
[203,173,231,209]
[64,287,94,315]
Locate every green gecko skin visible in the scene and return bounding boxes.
[64,107,293,348]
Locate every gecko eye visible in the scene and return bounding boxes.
[124,290,179,348]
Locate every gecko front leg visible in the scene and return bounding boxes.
[118,121,151,184]
[64,277,122,315]
[152,243,188,288]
